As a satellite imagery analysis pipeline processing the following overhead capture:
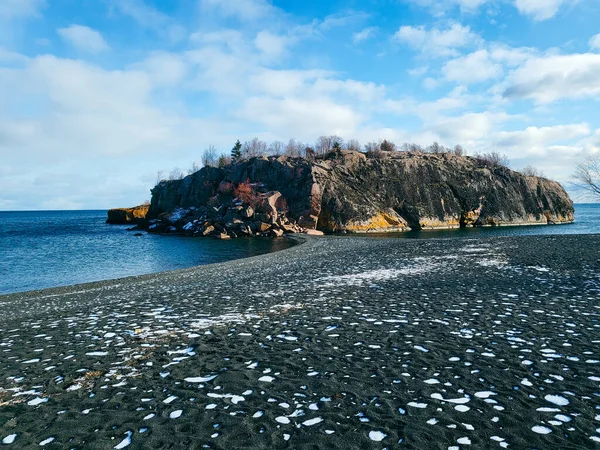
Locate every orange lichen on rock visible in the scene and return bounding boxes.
[345,212,409,233]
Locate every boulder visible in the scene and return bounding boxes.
[202,225,215,236]
[304,229,324,236]
[106,204,149,224]
[241,205,254,218]
[256,191,282,221]
[269,228,284,237]
[255,222,271,232]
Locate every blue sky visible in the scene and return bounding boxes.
[1,0,600,209]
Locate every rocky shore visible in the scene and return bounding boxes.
[1,234,600,448]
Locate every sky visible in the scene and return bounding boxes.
[1,0,600,210]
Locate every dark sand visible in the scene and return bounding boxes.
[1,234,599,449]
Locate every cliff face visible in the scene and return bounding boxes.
[148,151,574,233]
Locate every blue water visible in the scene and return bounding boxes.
[0,210,294,295]
[1,205,599,295]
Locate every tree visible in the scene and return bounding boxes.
[521,165,544,177]
[188,161,201,174]
[231,140,242,162]
[364,141,381,153]
[346,139,361,152]
[474,151,510,168]
[428,141,442,154]
[315,135,344,156]
[242,137,267,158]
[168,167,184,180]
[381,139,396,152]
[201,145,218,168]
[285,139,304,157]
[452,145,465,156]
[573,154,600,200]
[304,147,316,161]
[400,142,424,152]
[268,140,284,156]
[155,170,165,185]
[218,155,232,168]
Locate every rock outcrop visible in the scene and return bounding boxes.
[145,151,574,236]
[106,204,149,225]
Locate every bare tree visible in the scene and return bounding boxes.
[268,140,284,156]
[168,167,184,180]
[452,144,465,156]
[218,155,232,168]
[201,145,218,168]
[242,137,268,158]
[573,154,600,200]
[284,139,305,157]
[364,141,381,153]
[474,151,510,168]
[346,138,361,152]
[521,165,544,177]
[304,147,316,161]
[155,170,165,185]
[315,135,344,156]
[400,142,424,152]
[284,139,299,157]
[428,141,443,154]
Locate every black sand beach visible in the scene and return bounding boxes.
[1,235,599,449]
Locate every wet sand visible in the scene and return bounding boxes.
[1,234,599,449]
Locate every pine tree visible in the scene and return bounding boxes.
[231,140,242,162]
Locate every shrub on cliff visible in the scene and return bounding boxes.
[234,180,260,207]
[474,151,510,168]
[521,165,544,177]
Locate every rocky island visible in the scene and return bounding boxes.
[109,150,574,238]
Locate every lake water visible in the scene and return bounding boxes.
[1,205,598,295]
[0,210,295,295]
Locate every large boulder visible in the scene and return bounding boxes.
[106,204,149,224]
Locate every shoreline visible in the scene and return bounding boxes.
[1,217,580,297]
[1,234,600,448]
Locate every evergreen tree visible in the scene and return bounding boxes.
[231,140,242,161]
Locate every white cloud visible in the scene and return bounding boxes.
[319,12,370,30]
[0,0,45,19]
[238,96,363,138]
[58,25,109,53]
[502,53,600,103]
[353,27,377,44]
[494,124,590,155]
[590,34,600,51]
[443,49,503,83]
[513,0,568,21]
[255,31,290,59]
[111,0,185,42]
[422,77,439,90]
[403,0,492,15]
[199,0,276,21]
[394,23,480,57]
[131,52,187,86]
[429,111,509,144]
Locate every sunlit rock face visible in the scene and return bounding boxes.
[148,151,574,233]
[106,204,149,224]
